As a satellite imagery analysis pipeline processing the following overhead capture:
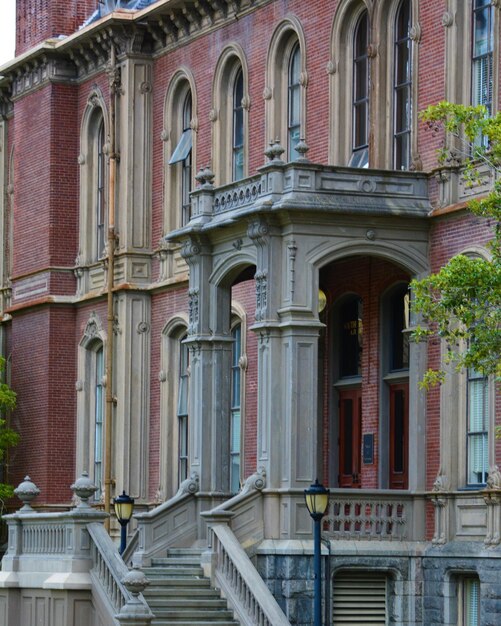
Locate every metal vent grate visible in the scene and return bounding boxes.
[333,571,387,624]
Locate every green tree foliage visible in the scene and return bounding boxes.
[0,356,19,500]
[411,103,501,387]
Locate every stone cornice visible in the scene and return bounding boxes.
[0,0,269,102]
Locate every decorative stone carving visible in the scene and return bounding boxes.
[78,153,86,165]
[241,95,251,110]
[71,471,98,508]
[209,108,218,122]
[161,129,169,142]
[232,238,243,251]
[247,219,269,242]
[255,270,268,322]
[14,476,40,512]
[366,229,376,241]
[190,116,199,132]
[264,139,284,162]
[243,467,266,491]
[486,466,501,490]
[262,86,272,100]
[181,237,202,260]
[358,178,376,193]
[139,81,152,94]
[432,471,450,492]
[118,567,154,621]
[195,166,215,187]
[294,138,309,161]
[83,311,104,342]
[287,240,297,301]
[75,379,84,392]
[299,71,308,88]
[367,43,378,58]
[137,321,150,334]
[409,23,422,42]
[188,288,200,334]
[441,11,454,27]
[158,370,167,383]
[326,60,336,74]
[177,472,199,496]
[238,354,248,371]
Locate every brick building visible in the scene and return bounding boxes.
[0,0,500,624]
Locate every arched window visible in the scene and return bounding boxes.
[177,336,190,484]
[96,118,106,259]
[393,0,412,170]
[230,323,242,492]
[265,19,306,163]
[350,10,369,167]
[472,0,494,115]
[287,42,301,161]
[232,69,244,181]
[94,345,105,496]
[339,295,363,378]
[169,91,193,226]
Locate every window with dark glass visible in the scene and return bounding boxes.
[94,345,104,497]
[350,10,369,168]
[467,368,489,485]
[96,118,106,258]
[389,284,410,371]
[232,69,244,181]
[230,323,242,493]
[393,0,412,170]
[177,337,189,484]
[288,42,301,161]
[472,0,493,114]
[169,91,192,226]
[339,296,363,378]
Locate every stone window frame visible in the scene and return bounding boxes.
[379,280,411,490]
[163,69,198,234]
[158,315,189,501]
[75,312,107,499]
[211,44,250,186]
[265,16,307,161]
[439,245,496,491]
[329,0,372,166]
[229,303,247,493]
[444,571,482,626]
[78,88,109,266]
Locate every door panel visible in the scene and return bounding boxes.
[339,389,362,487]
[389,383,408,489]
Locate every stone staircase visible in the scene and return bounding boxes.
[142,548,240,626]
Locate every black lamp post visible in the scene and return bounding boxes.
[114,491,134,555]
[304,479,330,626]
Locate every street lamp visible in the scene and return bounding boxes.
[114,491,134,555]
[304,479,330,626]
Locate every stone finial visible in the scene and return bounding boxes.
[486,466,501,490]
[14,476,40,512]
[122,566,150,596]
[294,138,310,161]
[177,472,199,496]
[118,567,154,622]
[71,471,98,508]
[265,139,285,162]
[195,166,215,188]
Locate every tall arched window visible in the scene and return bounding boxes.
[177,336,190,484]
[169,91,193,226]
[94,345,105,496]
[230,323,242,492]
[96,118,106,259]
[350,10,369,167]
[472,0,494,115]
[393,0,412,170]
[288,42,301,161]
[232,69,244,181]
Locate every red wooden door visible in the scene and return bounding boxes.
[339,389,362,487]
[389,383,408,489]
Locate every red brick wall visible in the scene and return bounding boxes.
[10,306,76,504]
[16,0,98,56]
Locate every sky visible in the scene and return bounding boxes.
[0,0,16,67]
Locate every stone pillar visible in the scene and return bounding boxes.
[116,52,153,285]
[114,292,151,501]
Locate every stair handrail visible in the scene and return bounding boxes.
[87,522,154,625]
[210,523,290,626]
[132,472,200,566]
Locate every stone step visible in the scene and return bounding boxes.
[144,565,205,577]
[145,597,228,609]
[152,557,203,567]
[149,609,235,620]
[152,622,238,626]
[144,587,220,598]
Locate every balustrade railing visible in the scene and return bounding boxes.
[213,176,262,214]
[324,495,408,541]
[211,524,290,626]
